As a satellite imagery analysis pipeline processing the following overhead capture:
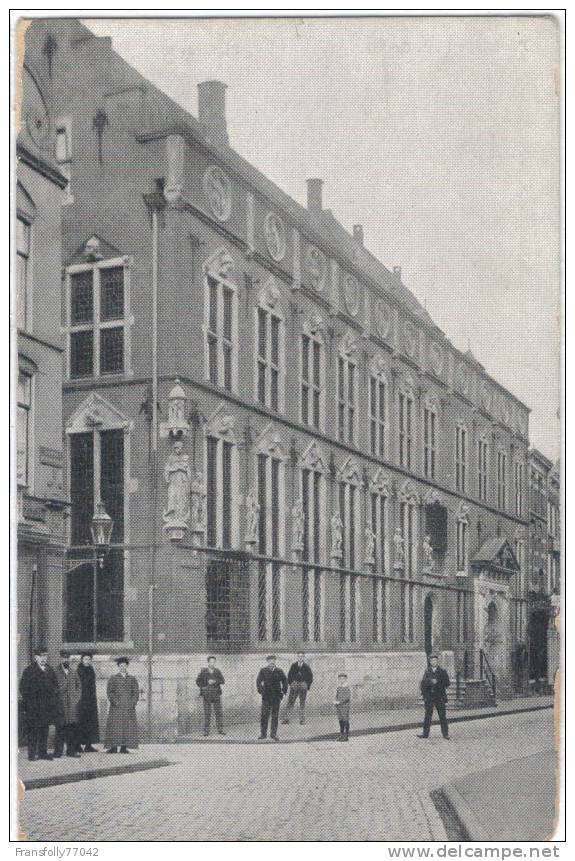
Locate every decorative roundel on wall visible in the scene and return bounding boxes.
[343,274,360,317]
[429,341,444,376]
[456,362,470,395]
[481,381,492,411]
[26,104,50,149]
[202,165,232,222]
[304,245,327,292]
[264,212,286,262]
[374,300,392,339]
[403,321,418,358]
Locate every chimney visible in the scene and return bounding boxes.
[353,225,364,246]
[306,178,323,214]
[197,81,228,145]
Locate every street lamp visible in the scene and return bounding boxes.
[90,501,114,566]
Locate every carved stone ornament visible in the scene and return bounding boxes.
[374,300,392,339]
[301,440,326,472]
[370,354,387,379]
[244,488,260,547]
[203,165,232,222]
[340,331,358,358]
[393,527,405,566]
[264,212,286,261]
[331,512,344,560]
[370,468,391,497]
[343,273,360,317]
[403,321,418,358]
[291,499,305,553]
[481,381,493,411]
[206,248,235,281]
[216,414,235,436]
[83,236,104,262]
[260,280,281,309]
[305,245,327,292]
[306,313,325,337]
[422,535,434,571]
[364,526,376,566]
[429,341,444,376]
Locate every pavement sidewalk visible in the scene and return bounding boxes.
[17,749,172,791]
[178,694,553,744]
[439,750,559,840]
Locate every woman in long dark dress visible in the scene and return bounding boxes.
[76,653,100,752]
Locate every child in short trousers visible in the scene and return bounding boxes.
[334,672,351,741]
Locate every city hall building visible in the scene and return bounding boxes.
[21,19,533,737]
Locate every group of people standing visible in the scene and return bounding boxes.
[19,648,140,760]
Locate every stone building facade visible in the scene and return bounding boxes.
[16,43,69,674]
[21,19,533,737]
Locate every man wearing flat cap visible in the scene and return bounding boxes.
[196,656,226,736]
[105,657,139,753]
[256,655,288,741]
[418,653,451,740]
[54,651,82,758]
[19,647,61,761]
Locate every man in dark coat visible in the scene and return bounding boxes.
[196,655,226,736]
[77,652,100,752]
[19,647,61,761]
[105,657,139,753]
[417,653,450,739]
[54,651,82,758]
[282,651,313,725]
[256,655,288,741]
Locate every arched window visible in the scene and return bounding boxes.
[255,279,284,412]
[204,248,238,392]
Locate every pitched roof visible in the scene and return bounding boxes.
[472,536,519,570]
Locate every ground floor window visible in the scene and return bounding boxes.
[302,567,323,642]
[372,577,387,643]
[205,556,250,650]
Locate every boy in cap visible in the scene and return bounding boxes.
[256,655,288,741]
[19,647,61,760]
[417,653,451,739]
[196,656,226,736]
[105,657,139,753]
[334,673,351,741]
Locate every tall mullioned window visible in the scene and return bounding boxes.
[66,429,124,643]
[300,331,323,430]
[16,217,30,330]
[256,297,283,411]
[257,452,283,641]
[455,425,467,493]
[398,391,413,470]
[206,435,235,548]
[456,515,468,574]
[478,437,489,502]
[337,349,357,445]
[399,495,416,643]
[369,368,387,458]
[514,461,524,517]
[206,272,236,392]
[339,479,360,643]
[301,466,323,642]
[17,371,32,486]
[67,262,128,379]
[497,451,507,510]
[423,402,437,479]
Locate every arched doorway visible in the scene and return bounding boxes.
[424,595,433,655]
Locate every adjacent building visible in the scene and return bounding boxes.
[20,19,536,737]
[16,40,68,673]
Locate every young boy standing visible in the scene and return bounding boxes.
[334,673,351,741]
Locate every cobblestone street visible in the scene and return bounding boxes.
[18,709,554,842]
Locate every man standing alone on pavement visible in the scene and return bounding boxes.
[105,657,139,753]
[417,653,450,740]
[54,651,82,758]
[19,647,61,761]
[282,651,313,725]
[256,655,288,741]
[196,656,226,736]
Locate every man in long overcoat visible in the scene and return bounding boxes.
[54,651,82,758]
[256,655,288,741]
[19,647,62,761]
[196,656,226,736]
[77,652,100,752]
[417,653,450,739]
[105,657,139,753]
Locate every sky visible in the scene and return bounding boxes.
[85,15,562,461]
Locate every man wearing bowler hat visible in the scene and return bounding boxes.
[105,657,139,753]
[417,653,451,740]
[19,647,61,761]
[256,655,288,741]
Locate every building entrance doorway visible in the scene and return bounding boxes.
[528,609,549,682]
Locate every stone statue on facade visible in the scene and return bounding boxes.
[163,440,191,528]
[364,526,376,567]
[393,526,405,567]
[422,534,434,572]
[331,512,343,560]
[245,488,260,547]
[291,499,305,553]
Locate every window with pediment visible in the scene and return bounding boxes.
[204,249,238,393]
[255,281,284,412]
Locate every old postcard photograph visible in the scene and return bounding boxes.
[12,11,563,844]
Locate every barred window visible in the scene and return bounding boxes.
[257,453,283,642]
[67,263,126,379]
[301,333,323,429]
[301,467,323,642]
[205,272,237,392]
